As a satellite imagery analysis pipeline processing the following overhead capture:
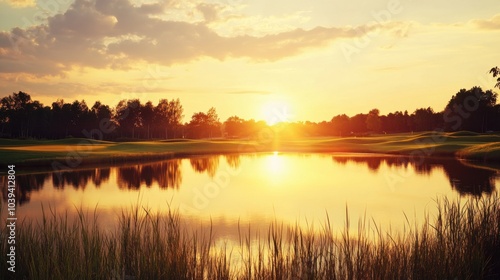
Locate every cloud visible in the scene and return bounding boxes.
[471,14,500,30]
[1,0,35,8]
[48,0,118,38]
[0,0,412,77]
[196,3,223,23]
[137,2,169,15]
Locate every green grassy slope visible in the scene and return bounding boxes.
[1,131,499,167]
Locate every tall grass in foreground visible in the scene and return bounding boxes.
[1,193,499,280]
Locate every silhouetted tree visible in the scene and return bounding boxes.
[382,111,409,133]
[141,101,155,139]
[69,100,91,137]
[206,107,221,138]
[350,113,368,134]
[1,85,499,141]
[154,98,184,139]
[412,107,437,131]
[188,112,208,138]
[224,116,245,138]
[0,91,51,138]
[188,107,221,138]
[154,99,169,138]
[366,109,381,133]
[331,114,350,136]
[115,99,142,138]
[168,99,184,138]
[89,101,115,139]
[443,87,497,132]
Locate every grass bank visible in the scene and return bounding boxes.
[1,131,500,169]
[1,193,499,279]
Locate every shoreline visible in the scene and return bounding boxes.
[1,132,500,173]
[0,151,475,175]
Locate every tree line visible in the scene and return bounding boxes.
[0,86,498,140]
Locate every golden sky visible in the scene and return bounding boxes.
[1,0,500,123]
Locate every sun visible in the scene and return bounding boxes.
[261,99,293,125]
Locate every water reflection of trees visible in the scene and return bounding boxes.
[190,156,220,177]
[52,168,111,190]
[224,154,241,169]
[5,154,496,206]
[1,173,48,205]
[1,168,111,206]
[116,159,182,189]
[441,161,496,195]
[2,159,183,204]
[332,156,497,196]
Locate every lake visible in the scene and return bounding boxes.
[1,153,498,242]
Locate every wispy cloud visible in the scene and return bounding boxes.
[470,14,500,30]
[1,0,35,8]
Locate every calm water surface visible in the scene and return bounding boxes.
[1,153,498,240]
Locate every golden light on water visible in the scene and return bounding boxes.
[5,154,495,241]
[263,152,288,185]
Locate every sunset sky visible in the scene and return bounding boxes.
[1,0,500,123]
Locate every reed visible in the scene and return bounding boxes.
[1,193,499,279]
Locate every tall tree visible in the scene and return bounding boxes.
[69,100,90,137]
[0,91,43,138]
[188,112,208,138]
[443,87,497,132]
[187,107,220,138]
[115,99,142,139]
[141,101,155,139]
[154,98,184,139]
[412,107,436,131]
[350,113,368,134]
[331,114,350,136]
[167,98,184,138]
[206,107,221,138]
[366,109,381,133]
[224,116,245,138]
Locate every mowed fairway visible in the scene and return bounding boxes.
[2,144,109,152]
[1,131,500,169]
